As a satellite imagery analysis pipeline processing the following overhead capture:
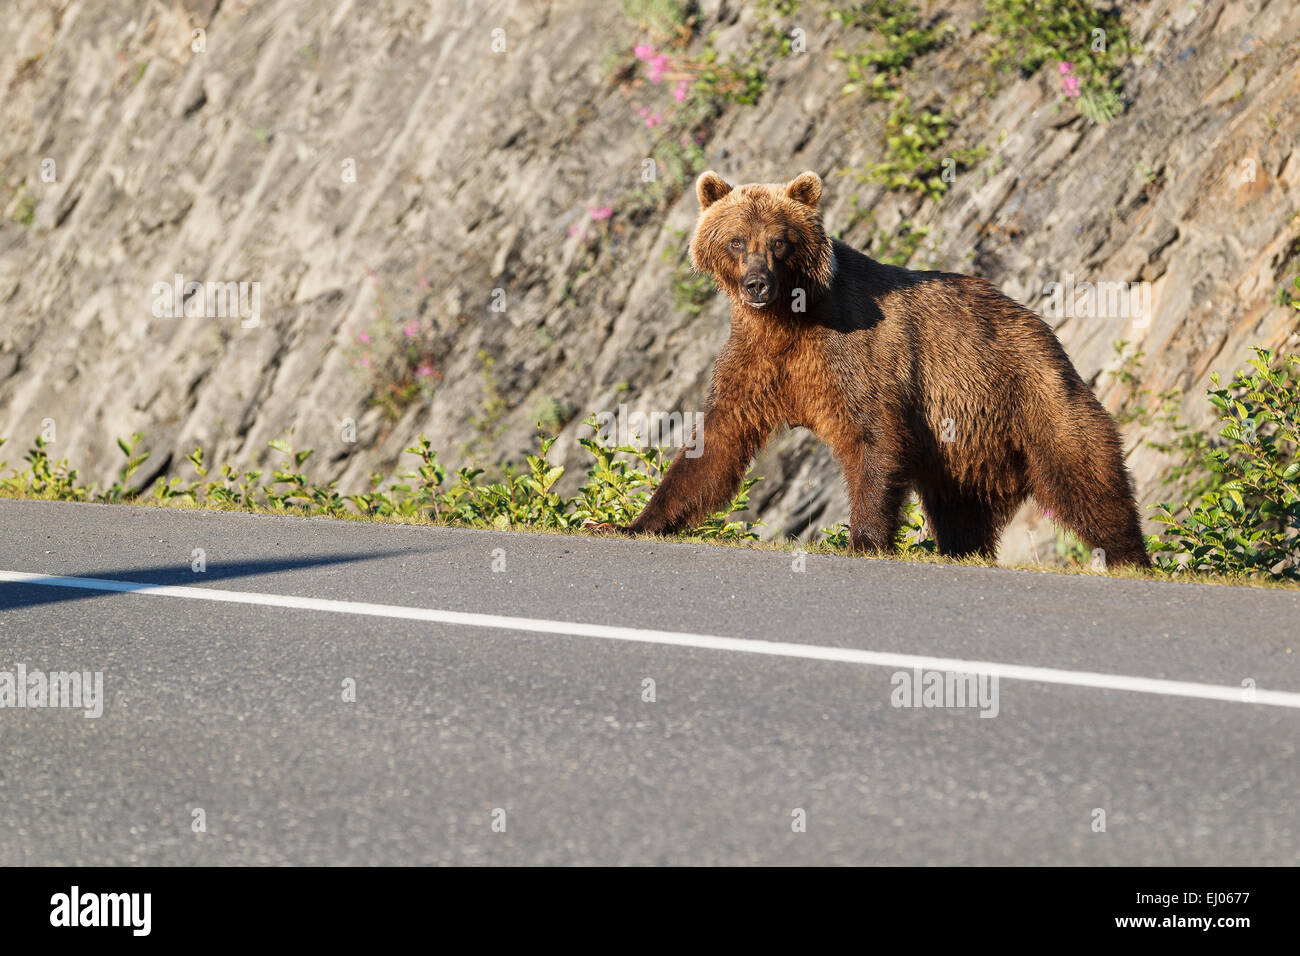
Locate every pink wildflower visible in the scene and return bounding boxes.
[591,206,613,221]
[645,112,663,128]
[416,364,434,377]
[1062,75,1081,98]
[403,320,418,338]
[647,54,668,83]
[673,79,689,102]
[1057,61,1074,75]
[358,331,371,344]
[634,44,653,61]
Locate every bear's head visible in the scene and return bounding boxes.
[689,170,833,313]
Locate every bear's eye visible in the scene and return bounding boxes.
[773,238,788,255]
[728,237,745,252]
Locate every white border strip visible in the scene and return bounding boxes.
[3,569,1299,709]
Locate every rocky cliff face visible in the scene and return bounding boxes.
[2,0,1298,562]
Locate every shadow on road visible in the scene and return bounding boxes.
[0,548,428,613]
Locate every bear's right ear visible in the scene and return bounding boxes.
[696,171,733,210]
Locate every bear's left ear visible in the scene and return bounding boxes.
[786,171,822,209]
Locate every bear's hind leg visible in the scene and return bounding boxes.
[1024,414,1150,568]
[919,490,1014,559]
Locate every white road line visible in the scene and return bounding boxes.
[3,568,1298,709]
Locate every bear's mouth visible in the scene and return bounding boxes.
[742,298,769,309]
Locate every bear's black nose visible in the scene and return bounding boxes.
[743,275,769,299]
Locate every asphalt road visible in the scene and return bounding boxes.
[0,498,1297,865]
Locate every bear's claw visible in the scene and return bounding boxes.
[581,519,628,535]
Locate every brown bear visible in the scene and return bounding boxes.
[608,170,1150,568]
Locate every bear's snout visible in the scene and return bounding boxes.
[742,270,772,306]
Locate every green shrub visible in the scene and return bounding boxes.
[1278,246,1300,307]
[532,396,574,435]
[688,45,770,107]
[861,98,986,199]
[831,0,952,100]
[463,349,508,463]
[0,436,85,500]
[981,0,1134,123]
[0,416,762,543]
[620,0,696,46]
[820,496,934,553]
[1148,348,1299,580]
[623,137,708,220]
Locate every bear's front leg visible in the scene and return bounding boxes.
[628,403,772,536]
[839,437,909,554]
